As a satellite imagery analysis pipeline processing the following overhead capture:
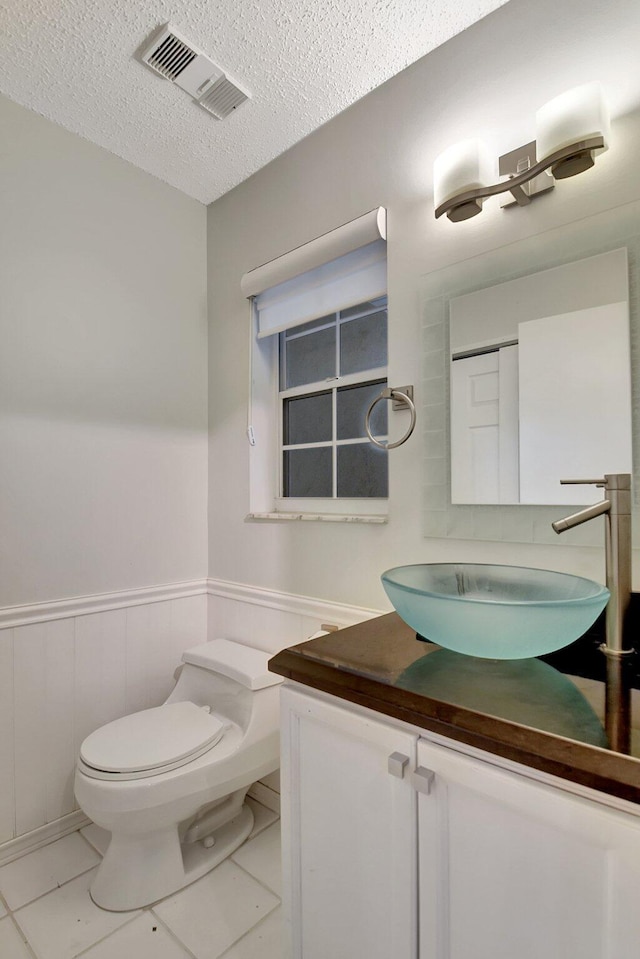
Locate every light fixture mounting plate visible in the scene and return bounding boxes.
[499,140,554,208]
[498,140,555,207]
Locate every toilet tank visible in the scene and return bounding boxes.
[167,639,283,727]
[181,638,283,690]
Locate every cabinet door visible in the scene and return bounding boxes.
[281,686,418,959]
[417,738,640,959]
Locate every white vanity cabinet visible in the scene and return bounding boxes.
[280,686,418,959]
[417,737,640,959]
[280,685,640,959]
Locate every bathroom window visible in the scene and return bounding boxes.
[278,297,389,505]
[242,209,388,520]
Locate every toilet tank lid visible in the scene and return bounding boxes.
[182,639,284,690]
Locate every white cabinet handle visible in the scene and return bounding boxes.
[388,752,410,778]
[411,766,436,795]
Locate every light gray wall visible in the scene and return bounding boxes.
[207,0,640,609]
[0,95,208,607]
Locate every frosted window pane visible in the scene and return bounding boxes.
[285,327,336,388]
[284,392,332,445]
[283,448,332,497]
[337,443,388,498]
[340,310,387,375]
[337,381,387,439]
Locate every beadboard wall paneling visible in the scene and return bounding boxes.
[74,610,128,770]
[0,579,377,860]
[0,589,207,859]
[206,578,382,805]
[206,577,383,653]
[0,631,15,844]
[14,619,76,837]
[45,619,77,826]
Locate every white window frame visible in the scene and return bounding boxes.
[247,299,389,522]
[277,299,388,516]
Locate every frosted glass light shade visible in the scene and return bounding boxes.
[536,82,609,176]
[433,139,493,220]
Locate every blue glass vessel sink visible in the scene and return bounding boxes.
[381,563,609,659]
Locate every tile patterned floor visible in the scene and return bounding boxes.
[0,799,283,959]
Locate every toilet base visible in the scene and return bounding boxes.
[89,804,255,911]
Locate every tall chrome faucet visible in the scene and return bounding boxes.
[552,474,632,657]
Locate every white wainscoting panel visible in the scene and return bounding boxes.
[125,600,171,714]
[0,579,376,860]
[14,619,77,837]
[0,586,207,861]
[206,578,382,654]
[0,631,15,844]
[207,577,383,805]
[14,623,49,837]
[45,619,77,826]
[74,610,128,771]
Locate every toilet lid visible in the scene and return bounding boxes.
[80,702,225,774]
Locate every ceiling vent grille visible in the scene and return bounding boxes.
[139,24,251,118]
[145,32,197,81]
[197,75,249,120]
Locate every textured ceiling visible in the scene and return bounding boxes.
[0,0,510,204]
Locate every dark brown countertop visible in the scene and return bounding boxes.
[269,611,640,806]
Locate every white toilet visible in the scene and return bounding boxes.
[74,637,283,911]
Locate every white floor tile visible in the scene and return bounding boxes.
[0,833,101,910]
[14,868,139,959]
[219,907,283,959]
[232,822,282,896]
[79,824,110,858]
[78,915,192,959]
[0,899,7,918]
[153,859,279,959]
[0,916,33,959]
[245,799,278,839]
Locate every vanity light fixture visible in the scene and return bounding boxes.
[434,83,610,222]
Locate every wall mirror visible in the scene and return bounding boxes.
[449,249,632,506]
[421,201,640,544]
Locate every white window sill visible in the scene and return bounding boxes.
[245,512,387,524]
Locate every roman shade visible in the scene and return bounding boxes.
[241,208,387,338]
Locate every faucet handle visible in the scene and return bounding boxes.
[560,474,630,490]
[560,478,606,487]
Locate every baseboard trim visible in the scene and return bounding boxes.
[248,782,280,815]
[0,811,91,867]
[0,580,209,630]
[206,578,383,627]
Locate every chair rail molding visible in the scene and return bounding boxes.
[0,580,209,630]
[206,577,383,628]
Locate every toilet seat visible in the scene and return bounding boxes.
[80,701,226,781]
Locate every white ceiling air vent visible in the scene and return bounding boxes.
[143,29,197,82]
[139,24,250,119]
[197,74,250,120]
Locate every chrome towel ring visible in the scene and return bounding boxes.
[365,386,416,450]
